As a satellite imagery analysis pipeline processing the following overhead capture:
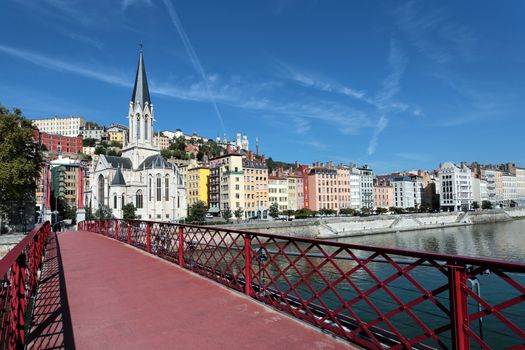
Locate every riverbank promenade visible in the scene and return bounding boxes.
[28,230,353,349]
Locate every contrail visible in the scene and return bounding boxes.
[162,0,226,134]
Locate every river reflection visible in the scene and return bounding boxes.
[334,220,525,262]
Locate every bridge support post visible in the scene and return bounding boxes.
[127,222,131,245]
[178,226,184,267]
[244,235,252,296]
[146,223,151,253]
[448,263,469,350]
[115,220,119,240]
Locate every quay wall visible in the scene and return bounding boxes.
[223,209,524,239]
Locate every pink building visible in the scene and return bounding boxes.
[374,177,394,209]
[307,167,350,211]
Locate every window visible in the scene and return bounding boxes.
[157,175,162,201]
[113,194,117,209]
[149,177,152,201]
[136,190,143,209]
[121,194,124,208]
[165,176,169,200]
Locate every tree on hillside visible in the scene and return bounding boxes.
[82,138,97,147]
[0,105,43,227]
[123,203,137,219]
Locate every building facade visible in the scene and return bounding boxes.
[358,166,374,209]
[32,116,86,137]
[243,159,269,219]
[33,129,83,159]
[209,154,245,215]
[186,166,210,207]
[439,162,473,211]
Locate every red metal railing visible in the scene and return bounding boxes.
[78,219,525,349]
[0,222,50,350]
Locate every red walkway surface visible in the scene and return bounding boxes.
[56,231,355,349]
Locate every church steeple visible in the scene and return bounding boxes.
[128,45,154,147]
[131,45,151,108]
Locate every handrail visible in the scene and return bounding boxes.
[0,222,51,350]
[79,219,525,349]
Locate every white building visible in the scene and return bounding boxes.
[472,177,489,205]
[80,126,106,140]
[349,168,361,209]
[392,175,423,209]
[33,116,86,137]
[502,173,517,203]
[358,166,374,209]
[516,167,525,199]
[269,176,288,211]
[439,162,473,211]
[88,48,186,221]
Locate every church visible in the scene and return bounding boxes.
[89,48,187,221]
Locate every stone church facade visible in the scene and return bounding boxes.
[89,48,187,221]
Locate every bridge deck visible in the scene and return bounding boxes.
[37,231,353,349]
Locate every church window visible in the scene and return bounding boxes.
[98,175,105,206]
[121,194,125,208]
[149,177,152,201]
[165,176,169,200]
[113,194,117,209]
[136,115,141,141]
[136,190,143,208]
[145,115,149,140]
[157,175,161,201]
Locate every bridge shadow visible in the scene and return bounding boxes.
[27,232,75,350]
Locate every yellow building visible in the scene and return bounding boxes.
[108,130,125,143]
[187,167,210,206]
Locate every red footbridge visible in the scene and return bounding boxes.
[1,220,524,349]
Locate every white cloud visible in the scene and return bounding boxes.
[367,115,388,155]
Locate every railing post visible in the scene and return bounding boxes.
[448,263,469,350]
[115,220,119,240]
[244,235,252,296]
[127,221,131,245]
[11,254,27,349]
[105,219,109,236]
[178,226,184,267]
[146,223,151,253]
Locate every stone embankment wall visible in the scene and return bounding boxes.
[0,235,25,259]
[225,208,524,239]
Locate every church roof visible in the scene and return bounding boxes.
[139,154,173,170]
[111,166,127,186]
[131,47,151,108]
[105,155,132,169]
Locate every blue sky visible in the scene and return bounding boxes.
[1,1,524,173]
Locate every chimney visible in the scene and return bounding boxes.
[278,167,283,178]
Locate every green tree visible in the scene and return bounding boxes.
[222,209,232,222]
[94,145,106,155]
[361,207,371,215]
[188,201,208,223]
[0,105,43,227]
[123,203,137,219]
[269,202,280,219]
[472,201,480,209]
[481,200,492,210]
[82,138,97,147]
[339,208,356,216]
[234,207,244,221]
[375,207,388,215]
[294,208,315,219]
[94,205,113,220]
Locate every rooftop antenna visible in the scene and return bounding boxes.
[139,41,143,52]
[256,137,259,155]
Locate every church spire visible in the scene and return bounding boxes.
[131,45,151,108]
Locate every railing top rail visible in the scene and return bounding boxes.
[85,219,525,271]
[0,222,49,275]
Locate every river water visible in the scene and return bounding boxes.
[334,219,525,262]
